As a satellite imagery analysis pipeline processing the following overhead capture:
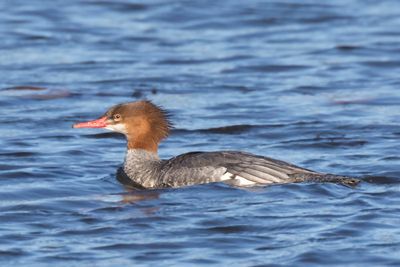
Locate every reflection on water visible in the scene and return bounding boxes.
[119,191,160,206]
[0,0,400,266]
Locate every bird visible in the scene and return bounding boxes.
[73,100,360,189]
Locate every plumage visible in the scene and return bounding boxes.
[73,100,360,189]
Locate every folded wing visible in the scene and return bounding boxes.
[159,151,322,187]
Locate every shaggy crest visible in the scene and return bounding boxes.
[105,100,173,152]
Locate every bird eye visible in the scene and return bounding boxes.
[113,114,121,121]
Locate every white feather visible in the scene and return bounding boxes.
[105,124,127,134]
[220,172,256,186]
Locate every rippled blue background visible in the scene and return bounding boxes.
[1,0,400,266]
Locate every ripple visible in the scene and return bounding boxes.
[0,0,399,266]
[335,44,363,51]
[221,64,311,74]
[85,1,149,12]
[2,85,47,91]
[0,151,38,157]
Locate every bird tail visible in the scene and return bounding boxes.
[291,173,361,187]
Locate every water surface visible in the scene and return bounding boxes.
[1,0,400,266]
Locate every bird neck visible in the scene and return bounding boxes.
[127,134,159,154]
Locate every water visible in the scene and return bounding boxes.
[1,0,400,266]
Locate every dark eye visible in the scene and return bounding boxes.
[113,114,121,121]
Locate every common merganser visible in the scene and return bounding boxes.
[73,100,359,188]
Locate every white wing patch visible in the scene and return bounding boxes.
[220,172,259,186]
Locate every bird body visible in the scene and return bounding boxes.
[73,101,359,189]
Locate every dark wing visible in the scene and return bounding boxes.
[158,151,320,187]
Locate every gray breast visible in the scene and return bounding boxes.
[123,149,163,188]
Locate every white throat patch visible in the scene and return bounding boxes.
[105,123,127,134]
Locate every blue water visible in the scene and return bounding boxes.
[1,0,400,266]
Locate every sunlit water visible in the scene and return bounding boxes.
[1,0,400,266]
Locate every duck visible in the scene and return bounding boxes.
[73,100,359,189]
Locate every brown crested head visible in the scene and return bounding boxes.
[73,100,172,153]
